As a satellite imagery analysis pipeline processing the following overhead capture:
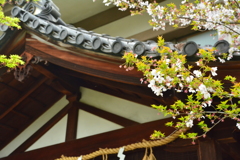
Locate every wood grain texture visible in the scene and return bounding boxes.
[0,76,47,120]
[25,41,141,85]
[65,103,79,142]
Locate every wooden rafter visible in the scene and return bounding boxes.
[32,64,80,96]
[0,123,17,131]
[32,64,57,80]
[0,76,48,120]
[0,118,175,160]
[73,0,165,31]
[0,103,29,119]
[77,102,140,127]
[73,7,130,30]
[0,94,63,150]
[10,101,74,155]
[128,25,197,41]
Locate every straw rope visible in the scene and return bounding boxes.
[56,127,188,160]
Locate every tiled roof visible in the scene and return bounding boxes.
[0,0,238,59]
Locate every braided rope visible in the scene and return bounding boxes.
[56,127,188,160]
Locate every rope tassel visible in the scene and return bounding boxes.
[142,147,156,160]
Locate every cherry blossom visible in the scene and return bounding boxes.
[108,0,240,141]
[193,70,202,78]
[237,123,240,130]
[185,119,194,128]
[198,84,211,99]
[211,67,217,76]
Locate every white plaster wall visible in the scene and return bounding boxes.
[77,110,122,139]
[80,87,168,124]
[26,115,68,151]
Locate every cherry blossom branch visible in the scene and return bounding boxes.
[195,116,227,139]
[233,0,240,9]
[177,16,240,35]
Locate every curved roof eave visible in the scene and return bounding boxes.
[1,0,240,84]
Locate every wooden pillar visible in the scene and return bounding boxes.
[198,138,222,160]
[65,102,79,142]
[65,93,81,142]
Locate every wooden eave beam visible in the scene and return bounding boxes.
[56,67,176,106]
[0,76,48,120]
[25,40,141,85]
[10,102,74,155]
[79,82,159,106]
[0,118,175,160]
[77,102,139,127]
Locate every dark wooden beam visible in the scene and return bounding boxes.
[77,102,139,127]
[32,64,57,79]
[0,94,63,150]
[0,123,17,131]
[73,0,165,30]
[32,64,80,96]
[0,76,48,120]
[65,71,176,106]
[218,143,240,159]
[197,138,222,160]
[0,118,175,160]
[25,40,141,85]
[79,82,158,106]
[0,103,29,119]
[0,74,51,109]
[65,102,79,142]
[209,118,236,143]
[164,138,197,153]
[10,102,73,155]
[73,7,130,30]
[127,23,196,42]
[48,64,175,105]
